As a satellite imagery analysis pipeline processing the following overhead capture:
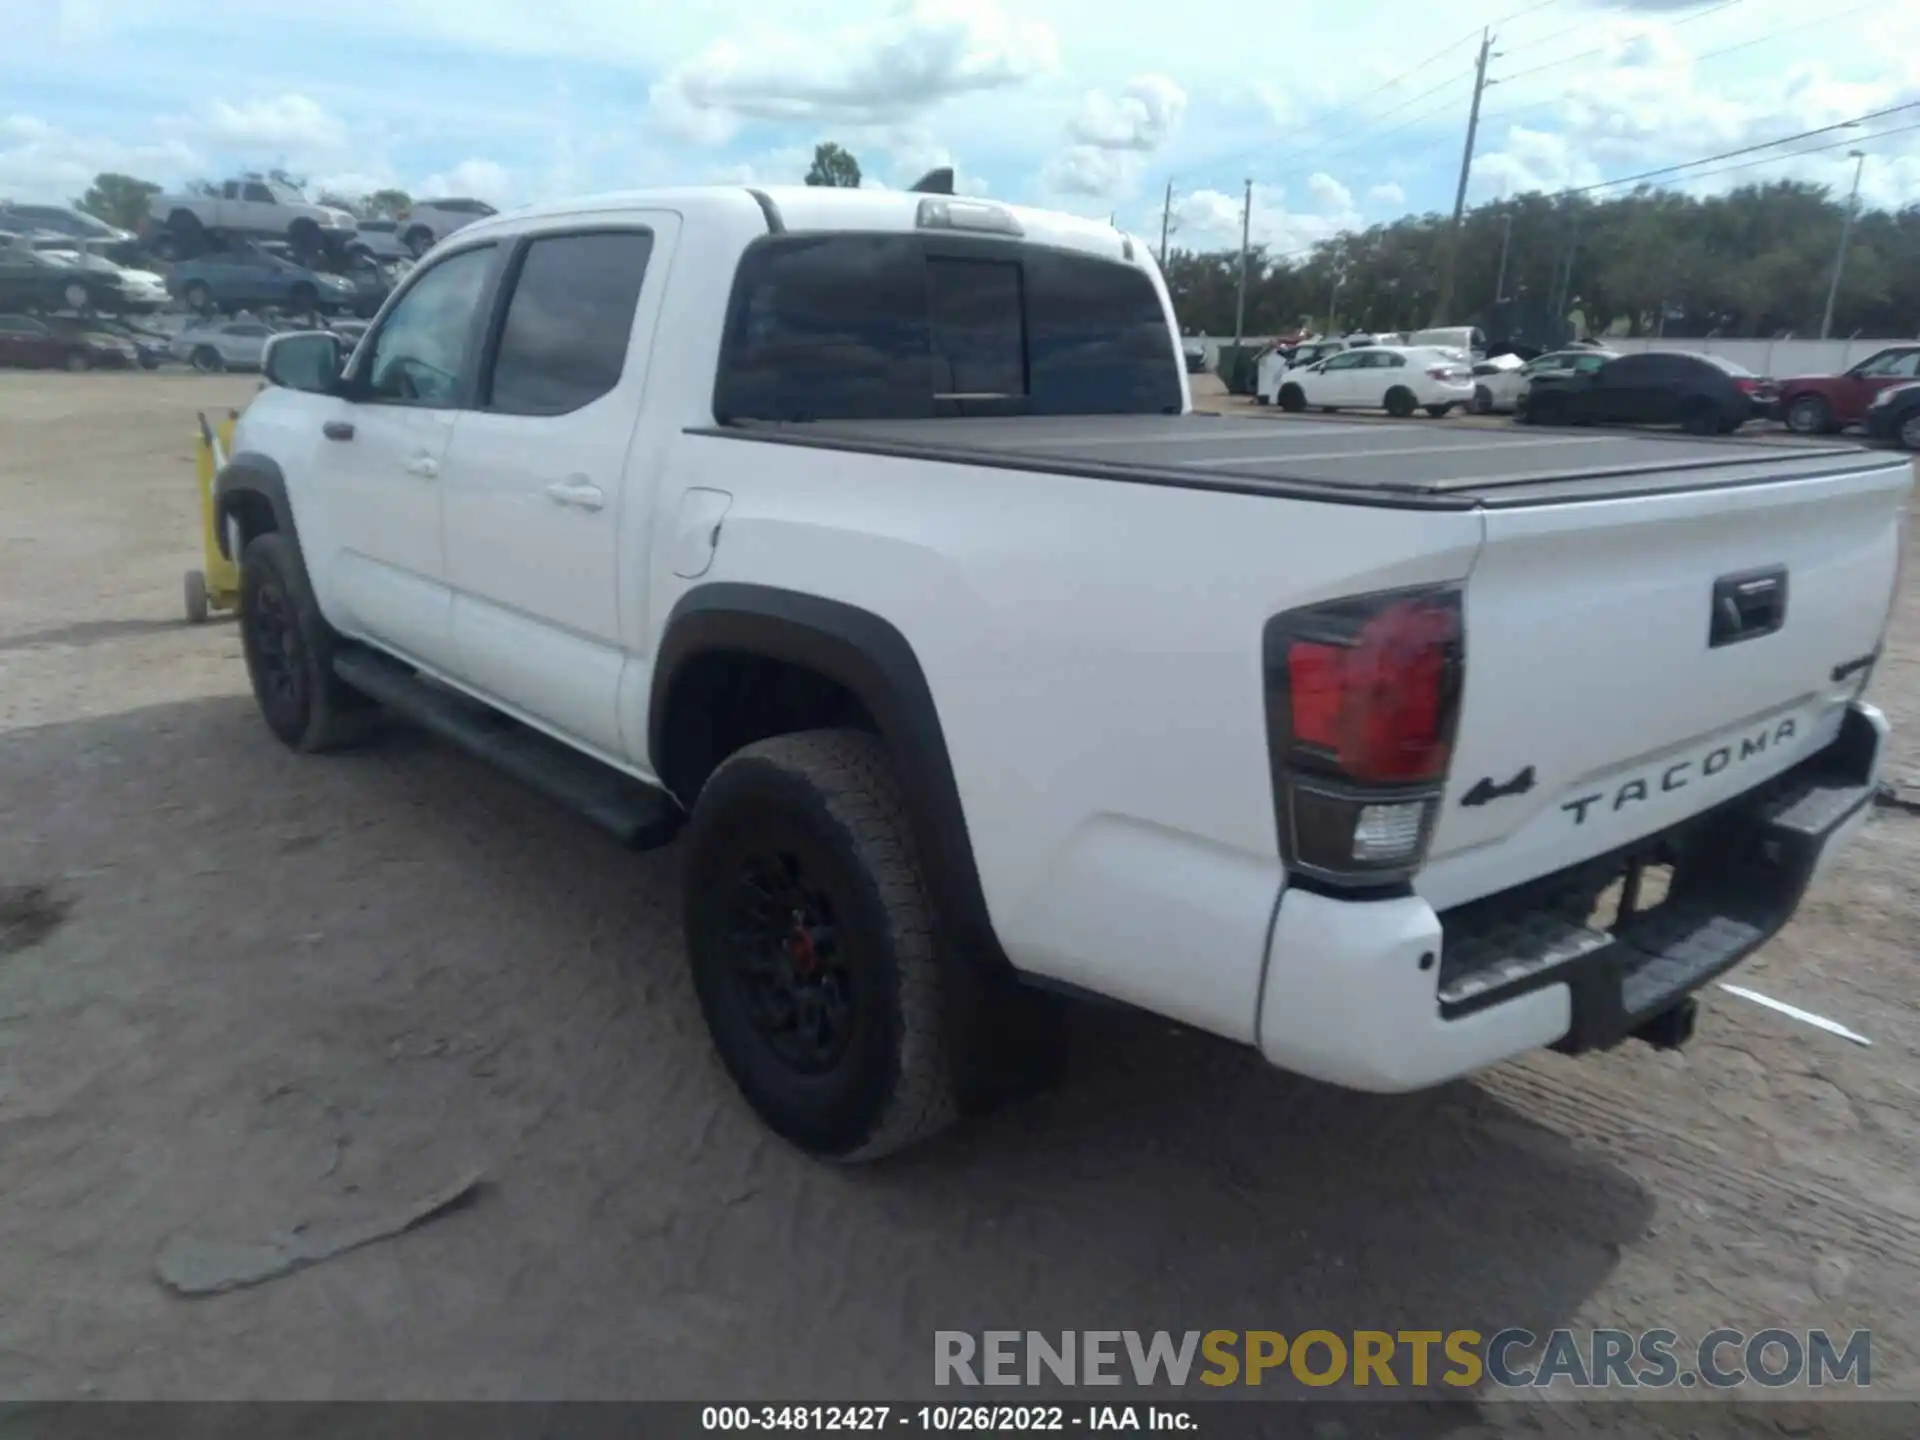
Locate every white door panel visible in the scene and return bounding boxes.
[313,402,456,667]
[444,216,677,760]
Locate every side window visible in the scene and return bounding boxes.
[244,184,273,203]
[1574,355,1606,372]
[222,181,240,199]
[486,231,653,416]
[1599,355,1653,385]
[229,323,270,337]
[1323,352,1364,371]
[361,244,495,406]
[1885,351,1920,378]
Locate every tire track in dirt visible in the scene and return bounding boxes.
[1477,1060,1920,1267]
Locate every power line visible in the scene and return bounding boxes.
[1476,0,1874,130]
[1491,0,1746,88]
[1639,119,1920,188]
[1252,65,1478,177]
[1564,100,1920,195]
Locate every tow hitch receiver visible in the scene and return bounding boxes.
[1632,997,1698,1051]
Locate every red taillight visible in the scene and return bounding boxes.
[1735,378,1757,394]
[1426,365,1449,381]
[1283,597,1458,783]
[1264,587,1464,886]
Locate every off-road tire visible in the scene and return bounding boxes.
[238,532,376,753]
[683,729,967,1162]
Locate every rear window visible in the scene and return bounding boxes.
[1697,354,1754,377]
[715,233,1180,422]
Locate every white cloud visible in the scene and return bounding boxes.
[416,158,511,203]
[1171,178,1361,258]
[1066,74,1186,152]
[182,94,349,154]
[1367,181,1405,207]
[0,112,204,202]
[647,0,1058,147]
[1044,146,1140,199]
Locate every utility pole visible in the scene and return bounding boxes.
[1820,150,1868,341]
[1493,212,1513,306]
[1431,27,1495,327]
[1232,177,1252,352]
[1158,179,1175,269]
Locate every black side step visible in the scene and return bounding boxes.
[333,648,681,850]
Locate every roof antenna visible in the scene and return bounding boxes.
[910,167,955,195]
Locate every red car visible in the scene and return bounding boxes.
[0,314,137,370]
[1775,344,1920,434]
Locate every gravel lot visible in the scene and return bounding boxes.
[2,372,1917,1419]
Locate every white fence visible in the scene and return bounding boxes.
[1187,332,1920,376]
[1603,336,1919,377]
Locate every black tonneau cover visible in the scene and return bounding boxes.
[693,413,1893,510]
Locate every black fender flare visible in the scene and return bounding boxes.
[212,450,301,562]
[650,583,1006,970]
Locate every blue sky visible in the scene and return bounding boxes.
[3,0,1918,256]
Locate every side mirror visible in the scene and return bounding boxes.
[263,330,344,394]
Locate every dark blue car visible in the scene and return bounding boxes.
[167,241,358,315]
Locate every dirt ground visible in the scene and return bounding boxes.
[1,372,1917,1418]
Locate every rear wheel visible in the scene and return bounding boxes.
[403,225,434,258]
[683,730,967,1161]
[1384,386,1417,418]
[1898,411,1920,451]
[182,281,214,315]
[1278,384,1306,413]
[62,282,91,311]
[190,345,224,373]
[288,218,322,263]
[1785,394,1835,435]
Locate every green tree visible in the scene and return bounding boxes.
[804,142,862,188]
[74,173,161,231]
[363,188,413,219]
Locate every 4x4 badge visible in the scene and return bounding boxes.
[1461,766,1536,807]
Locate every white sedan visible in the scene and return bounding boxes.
[1273,345,1475,417]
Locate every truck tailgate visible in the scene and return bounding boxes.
[1419,456,1911,911]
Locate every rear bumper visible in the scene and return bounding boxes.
[1257,701,1887,1091]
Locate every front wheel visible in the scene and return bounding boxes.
[190,346,224,373]
[682,730,966,1162]
[1473,384,1494,415]
[238,532,376,752]
[1899,411,1920,452]
[1278,384,1305,412]
[63,282,91,311]
[182,281,214,315]
[64,350,92,373]
[1680,401,1721,436]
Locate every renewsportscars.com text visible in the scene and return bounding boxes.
[934,1329,1871,1390]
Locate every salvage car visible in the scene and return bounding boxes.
[1775,345,1920,435]
[0,231,139,313]
[1521,351,1763,434]
[152,175,357,261]
[217,185,1906,1162]
[0,313,137,369]
[167,242,358,315]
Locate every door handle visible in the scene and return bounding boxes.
[322,420,354,441]
[544,478,605,511]
[404,454,440,479]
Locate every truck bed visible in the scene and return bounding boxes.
[694,414,1894,510]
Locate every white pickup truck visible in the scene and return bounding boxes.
[217,184,1909,1162]
[154,175,357,257]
